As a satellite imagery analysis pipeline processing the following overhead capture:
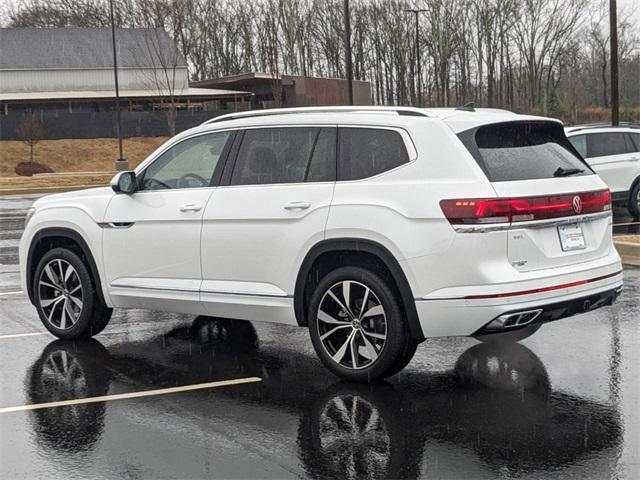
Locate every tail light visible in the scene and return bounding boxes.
[440,189,610,225]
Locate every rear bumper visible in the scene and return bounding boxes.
[414,262,623,338]
[472,285,621,336]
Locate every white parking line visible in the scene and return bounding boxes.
[0,332,45,339]
[0,290,23,296]
[0,377,262,414]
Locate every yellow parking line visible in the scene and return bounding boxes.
[0,332,45,339]
[0,290,23,296]
[0,377,262,414]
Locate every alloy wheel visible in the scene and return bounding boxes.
[38,259,83,330]
[317,280,387,370]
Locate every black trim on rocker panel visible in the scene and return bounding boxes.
[26,227,106,307]
[294,239,425,341]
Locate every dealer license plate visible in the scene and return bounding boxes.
[558,224,586,251]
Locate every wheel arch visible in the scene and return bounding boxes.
[26,227,106,307]
[628,175,640,202]
[294,238,424,341]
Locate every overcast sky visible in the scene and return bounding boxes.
[618,0,639,25]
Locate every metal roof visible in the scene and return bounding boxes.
[0,87,251,102]
[0,27,187,70]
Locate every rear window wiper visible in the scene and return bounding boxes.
[554,167,584,177]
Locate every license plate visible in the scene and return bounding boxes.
[558,224,586,251]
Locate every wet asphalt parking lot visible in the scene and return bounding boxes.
[0,196,638,479]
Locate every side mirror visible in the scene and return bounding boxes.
[111,171,137,194]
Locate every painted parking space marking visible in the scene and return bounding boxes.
[0,290,23,296]
[0,377,262,414]
[0,332,45,339]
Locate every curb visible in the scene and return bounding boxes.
[614,237,640,267]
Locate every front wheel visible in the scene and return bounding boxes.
[33,247,112,339]
[308,267,414,382]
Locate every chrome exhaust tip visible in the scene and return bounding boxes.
[482,308,543,333]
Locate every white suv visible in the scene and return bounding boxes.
[20,107,623,382]
[565,124,640,217]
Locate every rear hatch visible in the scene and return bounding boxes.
[456,120,612,272]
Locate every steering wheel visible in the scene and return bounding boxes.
[178,173,208,188]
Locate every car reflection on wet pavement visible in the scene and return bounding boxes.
[2,314,630,479]
[1,197,639,479]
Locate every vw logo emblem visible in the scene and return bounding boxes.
[572,195,582,214]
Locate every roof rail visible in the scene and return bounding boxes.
[566,123,640,132]
[201,106,434,125]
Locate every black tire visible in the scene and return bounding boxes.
[628,181,640,218]
[475,324,542,344]
[33,247,112,339]
[308,266,413,382]
[385,337,419,377]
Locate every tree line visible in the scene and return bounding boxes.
[4,0,640,122]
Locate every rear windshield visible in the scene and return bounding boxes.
[458,121,592,182]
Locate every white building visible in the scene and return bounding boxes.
[0,27,250,115]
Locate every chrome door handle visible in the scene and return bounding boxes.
[179,204,202,212]
[284,201,311,210]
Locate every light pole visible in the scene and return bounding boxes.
[405,9,427,107]
[344,0,354,105]
[609,0,619,126]
[109,0,127,170]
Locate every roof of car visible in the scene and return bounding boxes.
[423,108,556,133]
[195,106,559,135]
[565,123,640,134]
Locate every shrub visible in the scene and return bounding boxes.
[14,162,54,177]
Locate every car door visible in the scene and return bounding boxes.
[584,131,637,193]
[102,130,234,313]
[200,126,336,324]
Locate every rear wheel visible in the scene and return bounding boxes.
[308,267,414,382]
[475,324,542,344]
[628,182,640,218]
[33,248,112,339]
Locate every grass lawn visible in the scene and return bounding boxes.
[0,136,167,191]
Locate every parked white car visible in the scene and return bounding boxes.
[20,107,623,381]
[565,124,640,217]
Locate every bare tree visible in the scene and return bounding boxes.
[135,26,186,135]
[15,113,44,164]
[5,0,640,121]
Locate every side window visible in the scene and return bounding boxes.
[627,132,640,152]
[586,132,634,158]
[568,135,587,158]
[338,128,410,181]
[230,127,336,185]
[141,131,231,190]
